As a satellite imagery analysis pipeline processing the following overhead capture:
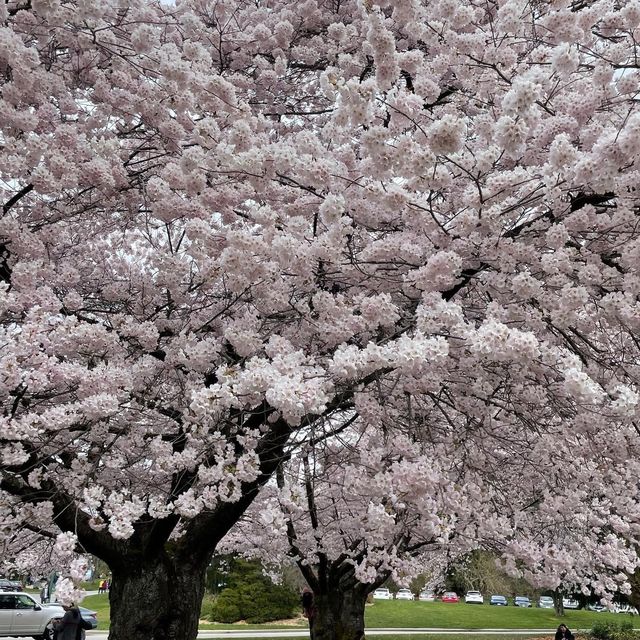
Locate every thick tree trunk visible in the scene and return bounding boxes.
[108,554,208,640]
[627,565,640,611]
[310,589,367,640]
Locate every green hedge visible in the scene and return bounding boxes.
[202,582,299,623]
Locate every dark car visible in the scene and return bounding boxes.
[490,595,508,606]
[0,578,23,592]
[78,606,98,629]
[45,603,99,629]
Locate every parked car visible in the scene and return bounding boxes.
[441,592,460,603]
[77,607,98,629]
[490,595,508,606]
[465,591,484,604]
[562,597,580,610]
[588,603,607,612]
[0,592,62,639]
[538,596,554,609]
[419,590,435,601]
[396,588,414,601]
[373,588,392,600]
[514,596,532,607]
[0,580,23,593]
[612,603,638,614]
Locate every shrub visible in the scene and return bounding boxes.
[592,619,635,640]
[205,595,242,623]
[204,581,299,623]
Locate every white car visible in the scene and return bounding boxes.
[0,592,63,640]
[373,588,392,600]
[419,590,435,601]
[613,603,638,614]
[465,591,484,604]
[562,597,580,609]
[396,588,414,600]
[539,596,554,608]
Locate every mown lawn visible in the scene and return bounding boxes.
[81,594,111,630]
[81,594,640,631]
[364,601,640,629]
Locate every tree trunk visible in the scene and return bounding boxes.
[108,554,208,640]
[310,589,367,640]
[627,564,640,611]
[553,591,564,617]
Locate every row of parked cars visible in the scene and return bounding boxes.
[371,589,634,612]
[372,588,550,605]
[488,595,569,608]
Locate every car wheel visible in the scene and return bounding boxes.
[37,619,57,640]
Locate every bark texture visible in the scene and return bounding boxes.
[108,554,208,640]
[310,587,367,640]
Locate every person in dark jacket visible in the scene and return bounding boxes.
[301,587,317,629]
[555,624,574,640]
[54,604,85,640]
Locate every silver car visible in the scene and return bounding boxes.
[0,592,62,640]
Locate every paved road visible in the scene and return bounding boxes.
[8,629,555,640]
[185,630,559,637]
[4,631,559,640]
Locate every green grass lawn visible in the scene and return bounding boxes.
[80,594,640,632]
[364,601,640,629]
[82,594,111,630]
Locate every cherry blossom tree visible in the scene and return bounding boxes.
[4,0,640,638]
[222,414,640,640]
[221,428,498,640]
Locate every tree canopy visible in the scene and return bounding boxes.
[3,0,640,637]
